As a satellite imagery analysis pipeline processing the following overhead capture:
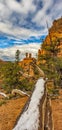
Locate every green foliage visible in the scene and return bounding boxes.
[42,38,60,57]
[19,78,35,91]
[47,88,59,97]
[39,38,62,87]
[3,62,21,92]
[1,50,21,92]
[15,49,20,64]
[8,94,16,99]
[0,100,6,106]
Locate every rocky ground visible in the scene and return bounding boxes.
[0,96,28,130]
[51,90,62,130]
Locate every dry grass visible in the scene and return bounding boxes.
[0,96,28,130]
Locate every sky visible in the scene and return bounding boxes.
[0,0,62,61]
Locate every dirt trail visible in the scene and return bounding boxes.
[0,96,28,130]
[51,90,62,130]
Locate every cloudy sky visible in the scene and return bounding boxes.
[0,0,62,61]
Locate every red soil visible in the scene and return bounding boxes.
[0,96,28,130]
[51,90,62,130]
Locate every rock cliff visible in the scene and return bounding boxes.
[38,17,62,58]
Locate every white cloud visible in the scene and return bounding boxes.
[42,0,53,12]
[32,0,62,28]
[5,0,36,14]
[0,0,51,38]
[50,2,62,19]
[0,0,62,39]
[32,0,53,25]
[0,43,41,61]
[0,2,11,20]
[0,21,47,39]
[0,22,34,38]
[0,0,37,39]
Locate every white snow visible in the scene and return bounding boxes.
[13,78,45,130]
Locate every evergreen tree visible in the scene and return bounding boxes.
[3,50,21,92]
[15,49,20,64]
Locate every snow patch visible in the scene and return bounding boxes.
[13,78,45,130]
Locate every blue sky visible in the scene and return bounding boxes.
[0,0,62,61]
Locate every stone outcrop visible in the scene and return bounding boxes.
[19,53,36,77]
[38,17,62,59]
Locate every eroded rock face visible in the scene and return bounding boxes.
[19,53,36,77]
[38,17,62,58]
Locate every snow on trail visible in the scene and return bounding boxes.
[13,78,45,130]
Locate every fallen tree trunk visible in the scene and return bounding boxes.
[0,92,8,98]
[12,89,30,97]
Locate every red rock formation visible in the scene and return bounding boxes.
[38,17,62,59]
[19,53,36,77]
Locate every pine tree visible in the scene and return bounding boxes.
[15,49,20,64]
[3,50,21,92]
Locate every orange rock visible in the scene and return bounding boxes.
[38,17,62,61]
